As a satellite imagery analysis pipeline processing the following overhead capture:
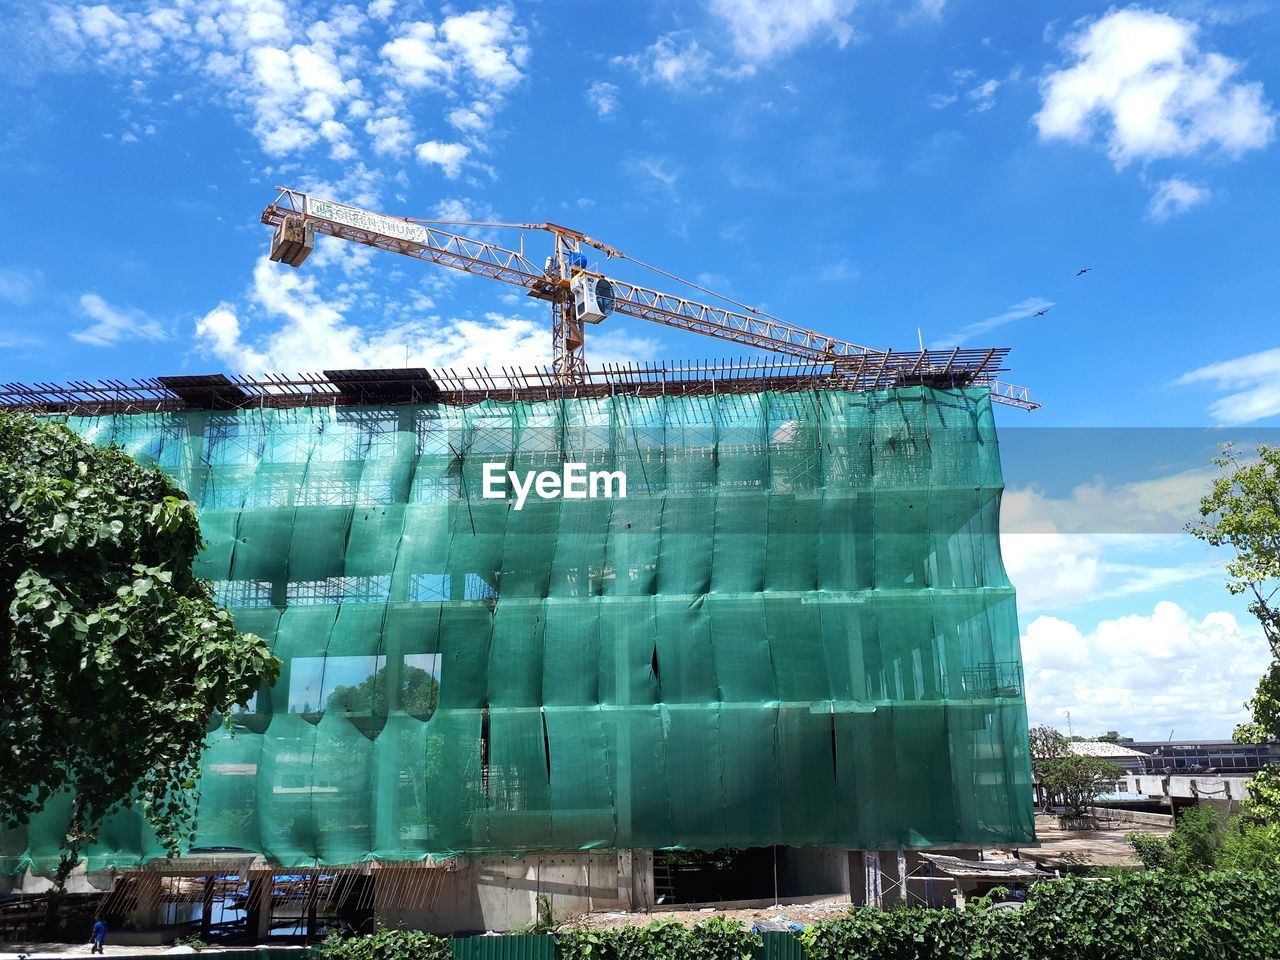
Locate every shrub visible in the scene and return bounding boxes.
[688,917,762,960]
[315,926,451,960]
[1218,819,1280,871]
[557,917,760,960]
[1127,830,1174,870]
[799,870,1280,960]
[1167,806,1225,871]
[1128,808,1272,874]
[801,907,974,960]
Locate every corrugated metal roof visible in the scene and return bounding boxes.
[1069,740,1150,759]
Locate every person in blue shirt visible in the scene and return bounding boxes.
[91,917,106,954]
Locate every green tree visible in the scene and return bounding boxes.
[1041,755,1123,818]
[327,663,441,718]
[1028,725,1069,810]
[0,413,279,886]
[1096,730,1132,743]
[1190,443,1280,821]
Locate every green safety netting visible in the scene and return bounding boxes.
[2,385,1034,874]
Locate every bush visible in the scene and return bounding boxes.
[1218,819,1280,871]
[1127,830,1175,870]
[798,871,1280,959]
[323,873,1280,960]
[315,927,451,960]
[801,908,974,960]
[689,916,763,960]
[1167,806,1225,871]
[557,917,760,960]
[1128,809,1280,874]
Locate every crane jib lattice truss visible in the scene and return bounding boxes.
[260,189,1038,411]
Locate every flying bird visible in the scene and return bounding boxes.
[1075,267,1092,277]
[1033,308,1050,317]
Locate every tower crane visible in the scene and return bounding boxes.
[261,188,1038,410]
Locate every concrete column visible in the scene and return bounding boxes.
[627,850,654,911]
[848,851,869,906]
[876,850,906,908]
[247,871,273,941]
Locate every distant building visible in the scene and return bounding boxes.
[1068,741,1150,775]
[1129,739,1280,775]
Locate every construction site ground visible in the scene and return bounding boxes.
[0,814,1173,952]
[566,896,854,931]
[1018,812,1172,871]
[567,813,1172,930]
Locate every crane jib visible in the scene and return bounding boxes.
[262,189,1038,408]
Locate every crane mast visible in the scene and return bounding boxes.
[262,188,1038,409]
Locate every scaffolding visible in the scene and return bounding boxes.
[1,371,1035,877]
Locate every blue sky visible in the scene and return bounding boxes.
[3,0,1280,738]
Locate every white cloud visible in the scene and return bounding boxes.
[296,162,385,208]
[1168,1,1269,27]
[708,0,856,61]
[915,0,946,19]
[1000,467,1224,613]
[194,258,658,374]
[618,33,715,91]
[819,258,860,283]
[1146,176,1209,221]
[930,296,1052,349]
[71,292,167,346]
[1022,602,1270,738]
[307,234,376,277]
[364,114,414,156]
[1035,8,1275,167]
[586,81,620,118]
[967,77,999,112]
[0,267,43,305]
[430,197,498,225]
[415,140,469,178]
[1002,467,1215,537]
[448,100,494,134]
[624,155,680,190]
[195,302,269,372]
[440,6,527,89]
[367,0,395,23]
[380,21,449,88]
[43,2,532,174]
[1178,348,1280,424]
[929,70,1003,113]
[1003,531,1219,613]
[381,7,528,92]
[0,331,46,349]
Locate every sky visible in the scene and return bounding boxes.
[2,0,1279,740]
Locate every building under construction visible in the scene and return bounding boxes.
[1,193,1036,938]
[0,361,1034,935]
